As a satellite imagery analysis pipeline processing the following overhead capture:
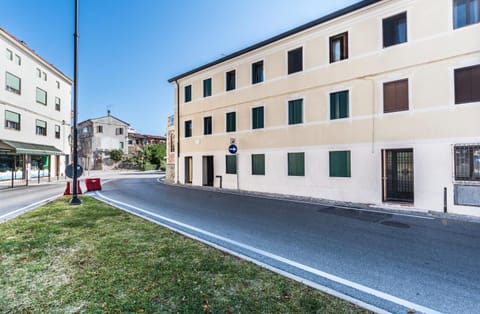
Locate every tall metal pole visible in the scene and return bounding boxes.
[70,0,81,205]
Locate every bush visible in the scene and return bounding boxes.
[108,149,123,162]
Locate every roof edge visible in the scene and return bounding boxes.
[168,0,383,83]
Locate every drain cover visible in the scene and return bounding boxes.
[380,221,410,229]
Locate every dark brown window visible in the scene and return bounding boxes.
[383,79,409,113]
[455,64,480,104]
[383,12,407,48]
[226,70,236,91]
[330,32,348,63]
[203,116,212,135]
[184,120,192,138]
[288,47,303,74]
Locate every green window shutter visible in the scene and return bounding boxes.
[203,79,212,97]
[330,91,349,119]
[36,119,46,128]
[5,111,20,123]
[288,152,305,176]
[252,106,264,129]
[340,91,348,118]
[288,99,303,125]
[329,151,351,177]
[226,155,237,174]
[6,72,20,90]
[185,85,192,102]
[251,154,265,175]
[36,88,47,104]
[226,112,236,132]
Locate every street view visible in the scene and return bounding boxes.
[1,0,480,313]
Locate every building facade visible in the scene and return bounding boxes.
[127,131,166,156]
[78,113,129,170]
[165,114,175,182]
[0,27,72,183]
[169,0,480,216]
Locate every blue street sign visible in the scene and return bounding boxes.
[228,144,238,154]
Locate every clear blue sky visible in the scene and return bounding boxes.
[0,0,358,135]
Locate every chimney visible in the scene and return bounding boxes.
[107,109,111,116]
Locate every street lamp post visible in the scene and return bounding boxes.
[70,0,81,205]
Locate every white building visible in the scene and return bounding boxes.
[0,27,72,183]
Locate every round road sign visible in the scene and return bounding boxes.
[228,144,238,154]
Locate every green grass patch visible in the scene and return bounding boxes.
[0,196,370,313]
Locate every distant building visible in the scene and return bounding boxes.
[127,130,166,156]
[168,0,480,216]
[0,27,72,183]
[78,111,129,170]
[165,114,175,182]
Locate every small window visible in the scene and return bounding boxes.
[453,0,480,29]
[252,106,264,129]
[226,112,236,132]
[252,60,264,84]
[329,151,351,177]
[330,90,349,120]
[55,97,61,111]
[15,54,21,65]
[288,152,305,176]
[204,116,212,135]
[5,110,20,131]
[170,133,175,152]
[203,78,212,97]
[36,87,47,105]
[226,70,236,91]
[37,68,42,78]
[5,72,21,94]
[383,79,409,113]
[185,120,192,138]
[36,119,47,136]
[120,142,124,149]
[56,81,60,89]
[330,32,348,63]
[383,12,407,48]
[251,154,265,175]
[184,85,192,103]
[226,155,237,174]
[454,64,480,104]
[454,145,480,181]
[288,99,303,125]
[115,127,124,135]
[97,125,103,133]
[6,49,13,60]
[288,47,303,74]
[55,125,61,139]
[43,72,47,81]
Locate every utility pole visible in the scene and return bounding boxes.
[70,0,81,205]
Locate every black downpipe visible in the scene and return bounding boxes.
[443,187,447,213]
[175,80,180,184]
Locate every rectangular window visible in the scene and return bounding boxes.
[36,87,47,105]
[5,72,21,94]
[15,54,21,65]
[252,106,264,129]
[226,155,237,174]
[330,32,348,63]
[204,116,212,135]
[288,99,303,125]
[383,79,409,113]
[455,145,480,181]
[288,47,303,74]
[330,90,349,120]
[120,142,124,149]
[226,70,236,91]
[56,80,60,89]
[203,78,212,97]
[185,85,192,103]
[251,154,265,175]
[329,151,351,177]
[55,97,61,111]
[115,127,124,135]
[288,152,305,176]
[252,61,264,84]
[454,0,480,28]
[5,110,20,131]
[185,120,192,138]
[55,125,61,139]
[36,119,47,136]
[37,68,42,78]
[97,125,103,133]
[43,72,47,81]
[383,12,407,48]
[226,112,236,132]
[6,49,12,60]
[455,64,480,104]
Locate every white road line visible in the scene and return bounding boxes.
[95,191,442,314]
[0,193,62,221]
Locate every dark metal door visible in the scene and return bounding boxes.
[383,149,414,202]
[203,156,214,187]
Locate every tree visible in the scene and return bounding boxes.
[143,143,166,168]
[108,149,123,162]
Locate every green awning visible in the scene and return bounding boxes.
[0,140,64,155]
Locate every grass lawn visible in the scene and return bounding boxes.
[0,196,370,313]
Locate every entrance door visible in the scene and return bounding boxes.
[383,149,414,202]
[185,157,193,184]
[202,156,214,186]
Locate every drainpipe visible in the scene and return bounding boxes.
[174,80,180,184]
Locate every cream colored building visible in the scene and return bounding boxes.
[0,27,72,183]
[169,0,480,216]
